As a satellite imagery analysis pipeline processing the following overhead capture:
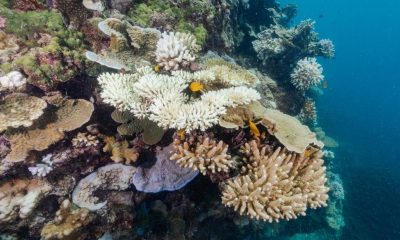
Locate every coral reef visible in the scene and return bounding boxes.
[72,164,136,211]
[0,93,47,131]
[170,133,233,175]
[28,154,54,177]
[291,57,324,91]
[222,140,329,222]
[41,199,94,240]
[103,136,139,164]
[132,144,199,193]
[0,71,26,91]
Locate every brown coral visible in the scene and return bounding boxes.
[0,30,19,60]
[0,179,52,224]
[103,136,139,165]
[221,140,329,222]
[4,99,94,162]
[41,199,94,240]
[0,93,47,132]
[126,26,161,61]
[170,133,233,175]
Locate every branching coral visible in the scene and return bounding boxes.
[28,154,54,177]
[41,199,94,240]
[103,136,139,165]
[297,98,318,126]
[221,140,329,222]
[0,93,47,132]
[291,57,324,91]
[72,132,99,147]
[132,144,198,193]
[155,31,200,71]
[0,179,52,224]
[4,99,94,162]
[170,133,233,175]
[72,164,136,211]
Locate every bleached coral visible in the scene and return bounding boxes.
[155,32,200,71]
[221,141,329,222]
[0,71,26,91]
[170,133,233,175]
[291,57,324,91]
[28,154,54,177]
[318,39,335,58]
[98,68,260,131]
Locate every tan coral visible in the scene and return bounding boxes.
[0,93,47,132]
[201,58,259,86]
[126,25,161,61]
[218,101,266,129]
[0,179,52,224]
[103,136,139,165]
[4,99,94,162]
[170,133,233,175]
[261,109,323,153]
[221,140,329,222]
[0,30,19,60]
[41,199,94,240]
[72,132,99,147]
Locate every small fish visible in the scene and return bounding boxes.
[154,65,160,72]
[322,81,328,89]
[249,120,260,137]
[178,129,186,140]
[189,81,204,92]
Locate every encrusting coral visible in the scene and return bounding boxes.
[4,99,94,163]
[170,133,233,175]
[132,144,199,193]
[41,199,94,240]
[221,140,329,222]
[0,93,47,132]
[291,57,324,91]
[0,178,52,224]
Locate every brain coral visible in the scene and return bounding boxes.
[0,93,47,132]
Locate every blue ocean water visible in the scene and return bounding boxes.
[280,0,400,239]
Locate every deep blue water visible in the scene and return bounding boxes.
[280,0,400,239]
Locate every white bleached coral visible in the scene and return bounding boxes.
[28,154,54,177]
[155,32,200,71]
[291,57,324,91]
[318,39,335,59]
[0,71,26,91]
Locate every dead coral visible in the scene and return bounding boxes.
[4,99,94,163]
[41,199,94,240]
[0,93,47,132]
[170,133,233,175]
[103,136,139,165]
[261,109,323,153]
[0,179,52,224]
[222,140,329,222]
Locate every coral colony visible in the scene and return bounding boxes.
[0,0,344,239]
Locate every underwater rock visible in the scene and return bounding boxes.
[132,145,199,193]
[0,179,52,224]
[72,163,136,211]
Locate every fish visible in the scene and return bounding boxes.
[154,65,160,72]
[178,129,186,140]
[249,120,260,137]
[189,81,204,92]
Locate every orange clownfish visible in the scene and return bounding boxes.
[249,120,260,137]
[189,81,204,92]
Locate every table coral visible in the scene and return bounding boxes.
[40,199,94,240]
[222,140,329,222]
[0,93,47,132]
[170,133,233,175]
[0,178,52,224]
[132,144,199,193]
[72,163,136,211]
[4,99,94,162]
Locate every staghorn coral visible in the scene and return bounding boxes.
[72,163,136,211]
[291,57,324,91]
[170,133,233,175]
[4,99,94,163]
[0,178,52,224]
[155,31,200,71]
[222,140,329,222]
[98,68,261,131]
[0,71,26,91]
[41,199,95,240]
[28,154,54,177]
[0,93,47,132]
[103,136,139,165]
[261,108,323,153]
[132,144,198,193]
[200,57,259,86]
